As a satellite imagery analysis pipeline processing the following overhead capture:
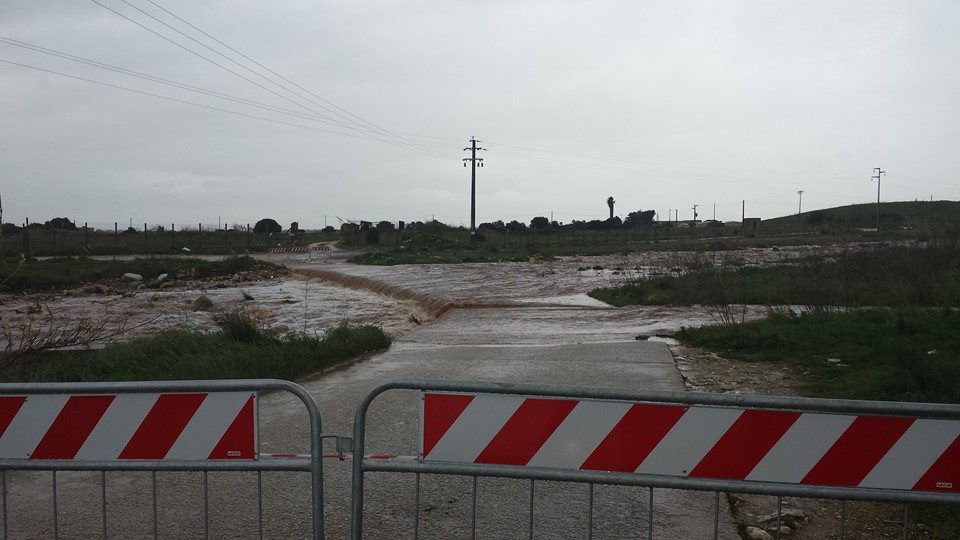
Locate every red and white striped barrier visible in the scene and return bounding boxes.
[0,392,257,461]
[269,247,308,253]
[420,392,960,494]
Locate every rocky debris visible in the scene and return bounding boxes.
[241,290,255,301]
[156,273,169,282]
[635,334,650,340]
[652,328,676,338]
[269,324,290,336]
[826,358,841,364]
[744,526,772,540]
[122,273,143,282]
[191,294,214,311]
[408,315,421,325]
[159,281,176,289]
[82,284,111,295]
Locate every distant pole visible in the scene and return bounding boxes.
[691,204,698,228]
[871,167,886,229]
[712,203,716,221]
[462,137,486,237]
[797,190,804,214]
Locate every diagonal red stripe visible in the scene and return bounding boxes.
[119,393,207,460]
[802,416,914,487]
[0,397,27,438]
[31,395,115,460]
[913,434,960,493]
[422,393,474,458]
[475,398,577,466]
[690,409,801,479]
[208,396,256,460]
[580,403,687,473]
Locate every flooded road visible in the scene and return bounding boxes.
[0,247,789,538]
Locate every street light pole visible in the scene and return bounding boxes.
[797,190,804,214]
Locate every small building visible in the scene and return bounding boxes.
[741,218,761,237]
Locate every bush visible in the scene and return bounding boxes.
[253,218,282,234]
[211,309,266,342]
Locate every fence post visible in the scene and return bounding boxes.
[198,223,202,248]
[143,223,147,253]
[114,222,118,251]
[84,222,88,251]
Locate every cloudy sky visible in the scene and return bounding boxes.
[2,1,958,228]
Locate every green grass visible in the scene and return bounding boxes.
[677,309,960,534]
[347,227,899,265]
[0,323,391,383]
[763,200,960,234]
[589,242,960,308]
[677,309,960,402]
[0,255,282,292]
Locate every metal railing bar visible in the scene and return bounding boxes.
[713,491,719,539]
[203,471,209,540]
[587,483,594,540]
[775,495,782,540]
[903,505,910,540]
[1,470,6,540]
[0,459,312,472]
[101,471,107,539]
[528,479,534,540]
[257,471,263,540]
[151,471,158,540]
[470,476,477,540]
[839,500,846,539]
[413,472,420,540]
[647,487,653,540]
[52,471,58,540]
[361,459,960,506]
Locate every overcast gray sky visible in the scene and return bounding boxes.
[2,0,958,228]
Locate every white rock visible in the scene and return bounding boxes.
[745,526,773,540]
[826,358,841,364]
[181,247,192,252]
[157,273,169,282]
[122,273,143,282]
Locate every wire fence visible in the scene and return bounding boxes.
[0,221,305,258]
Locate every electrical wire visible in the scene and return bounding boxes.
[87,0,447,157]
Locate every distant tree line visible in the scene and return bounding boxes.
[477,210,657,232]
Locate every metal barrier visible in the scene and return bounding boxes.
[0,379,324,540]
[351,379,960,539]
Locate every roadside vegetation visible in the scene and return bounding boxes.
[589,241,960,308]
[676,309,960,536]
[0,255,282,292]
[0,310,391,382]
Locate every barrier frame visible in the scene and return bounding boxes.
[0,379,324,540]
[351,378,960,539]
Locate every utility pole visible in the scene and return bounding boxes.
[871,167,886,230]
[691,204,698,229]
[712,203,716,221]
[462,137,485,237]
[797,190,804,214]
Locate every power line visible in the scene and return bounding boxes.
[0,57,424,143]
[140,0,434,153]
[87,0,446,157]
[0,36,396,132]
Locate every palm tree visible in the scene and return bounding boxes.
[606,196,615,219]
